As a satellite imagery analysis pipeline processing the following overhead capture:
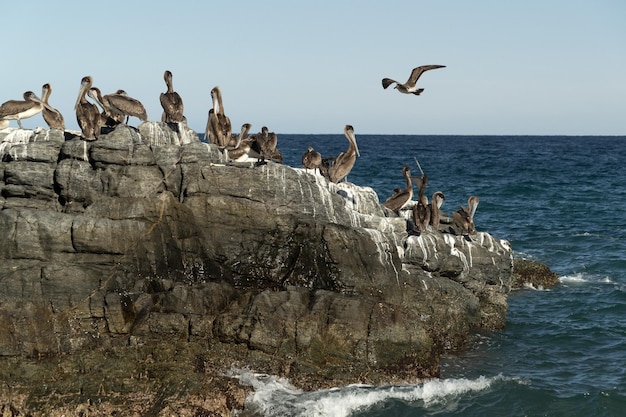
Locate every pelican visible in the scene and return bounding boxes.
[160,70,184,123]
[0,91,43,128]
[205,87,230,146]
[327,125,360,183]
[75,76,101,140]
[383,166,413,214]
[452,196,480,235]
[411,175,430,233]
[382,65,446,95]
[39,84,65,130]
[216,87,232,144]
[227,123,260,161]
[429,191,445,231]
[103,89,148,123]
[302,146,322,173]
[88,87,123,127]
[253,126,278,162]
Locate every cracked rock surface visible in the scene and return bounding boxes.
[0,124,513,413]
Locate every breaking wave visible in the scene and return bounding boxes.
[229,367,522,416]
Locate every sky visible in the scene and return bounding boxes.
[2,1,625,135]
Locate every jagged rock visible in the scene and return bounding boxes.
[512,258,559,289]
[0,122,514,411]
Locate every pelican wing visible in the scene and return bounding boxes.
[0,100,32,118]
[107,93,148,120]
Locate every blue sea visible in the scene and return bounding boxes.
[223,134,626,417]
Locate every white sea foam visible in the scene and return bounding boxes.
[522,282,548,291]
[229,367,516,416]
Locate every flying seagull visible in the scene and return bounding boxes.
[382,65,446,95]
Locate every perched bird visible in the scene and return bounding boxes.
[89,88,147,125]
[74,76,101,140]
[383,166,414,214]
[227,123,257,161]
[382,65,446,95]
[302,146,322,173]
[411,175,430,233]
[205,86,231,147]
[429,191,445,231]
[88,87,124,127]
[327,125,360,183]
[160,70,185,123]
[108,89,148,123]
[452,196,480,235]
[253,126,278,162]
[40,83,65,130]
[0,91,43,128]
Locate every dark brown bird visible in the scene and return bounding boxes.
[227,123,257,161]
[205,86,231,147]
[254,126,278,162]
[74,76,101,140]
[452,196,480,235]
[383,166,413,214]
[0,91,43,128]
[40,84,65,130]
[160,70,184,123]
[429,191,445,231]
[88,87,124,127]
[302,146,322,172]
[89,88,147,124]
[382,65,446,95]
[411,175,430,233]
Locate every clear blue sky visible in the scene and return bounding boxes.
[3,1,625,135]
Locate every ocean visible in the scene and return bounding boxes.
[227,134,626,417]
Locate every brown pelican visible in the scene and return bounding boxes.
[205,108,218,145]
[452,196,480,235]
[382,65,446,95]
[327,125,360,183]
[0,91,44,128]
[206,86,231,147]
[40,84,65,130]
[216,87,232,143]
[253,126,278,162]
[160,70,184,123]
[411,175,430,233]
[75,76,101,140]
[383,166,413,214]
[429,191,445,231]
[227,123,259,161]
[302,146,322,172]
[88,87,124,127]
[105,89,148,123]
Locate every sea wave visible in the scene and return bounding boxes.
[559,273,614,285]
[229,367,522,417]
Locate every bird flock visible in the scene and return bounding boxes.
[0,65,478,234]
[378,65,480,236]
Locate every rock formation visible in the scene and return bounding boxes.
[0,123,513,415]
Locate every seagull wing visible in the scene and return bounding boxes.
[406,65,446,87]
[381,78,398,89]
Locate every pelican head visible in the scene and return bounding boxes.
[344,124,360,157]
[433,191,445,208]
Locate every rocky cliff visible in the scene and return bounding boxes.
[0,123,513,415]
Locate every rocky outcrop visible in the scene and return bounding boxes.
[0,123,513,414]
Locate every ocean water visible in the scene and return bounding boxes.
[226,134,626,417]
